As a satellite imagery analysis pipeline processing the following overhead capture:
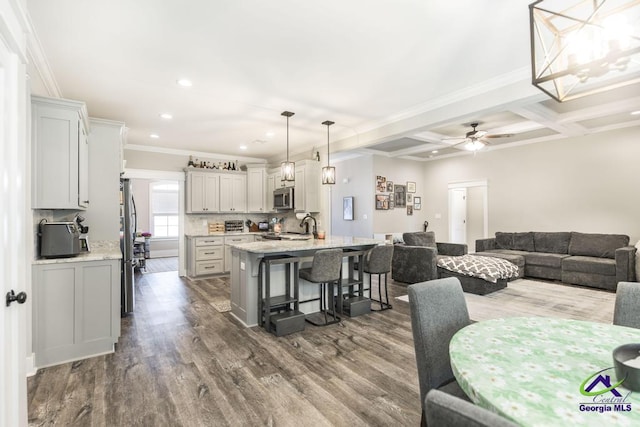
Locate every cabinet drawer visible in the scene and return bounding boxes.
[196,247,223,261]
[224,235,253,245]
[195,236,223,246]
[195,260,224,275]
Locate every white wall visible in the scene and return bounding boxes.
[422,125,640,245]
[330,155,374,238]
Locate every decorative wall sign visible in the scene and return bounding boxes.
[343,196,354,220]
[394,184,406,207]
[375,194,390,210]
[407,181,416,193]
[376,176,387,192]
[414,196,421,210]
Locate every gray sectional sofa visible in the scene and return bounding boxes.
[476,232,637,291]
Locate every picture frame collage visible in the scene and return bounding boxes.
[375,176,420,215]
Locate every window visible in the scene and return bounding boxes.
[150,181,179,238]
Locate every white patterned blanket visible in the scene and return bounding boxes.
[437,255,519,283]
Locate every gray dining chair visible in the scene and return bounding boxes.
[613,281,640,329]
[425,390,518,427]
[408,277,471,426]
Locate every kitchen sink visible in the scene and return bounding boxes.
[262,233,313,241]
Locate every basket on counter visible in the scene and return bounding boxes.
[208,222,225,234]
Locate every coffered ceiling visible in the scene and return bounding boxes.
[25,0,640,164]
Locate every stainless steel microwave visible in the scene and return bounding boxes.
[274,187,294,210]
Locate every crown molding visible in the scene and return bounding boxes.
[25,11,62,97]
[124,143,267,163]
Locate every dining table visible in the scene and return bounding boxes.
[449,317,640,426]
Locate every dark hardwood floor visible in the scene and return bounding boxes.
[27,270,420,426]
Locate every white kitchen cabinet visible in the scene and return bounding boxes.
[32,95,90,209]
[220,173,247,213]
[186,171,219,213]
[224,234,254,272]
[266,173,276,212]
[247,166,267,213]
[187,236,224,276]
[32,259,121,368]
[294,160,321,213]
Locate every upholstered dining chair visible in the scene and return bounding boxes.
[613,282,640,329]
[408,277,471,426]
[425,390,518,427]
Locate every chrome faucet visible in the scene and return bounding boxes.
[299,214,318,239]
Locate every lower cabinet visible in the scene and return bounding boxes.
[187,236,224,276]
[224,235,254,272]
[32,259,121,368]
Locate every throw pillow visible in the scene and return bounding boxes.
[495,232,513,250]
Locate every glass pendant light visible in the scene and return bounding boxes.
[280,111,295,181]
[321,120,335,185]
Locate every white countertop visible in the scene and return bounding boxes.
[185,232,263,238]
[227,235,382,254]
[33,240,122,265]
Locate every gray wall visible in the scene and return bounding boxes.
[330,155,374,238]
[422,125,640,245]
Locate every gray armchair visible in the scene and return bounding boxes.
[392,232,467,284]
[425,390,518,427]
[613,282,640,329]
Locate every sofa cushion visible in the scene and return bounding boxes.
[533,232,571,254]
[569,232,630,259]
[524,252,569,268]
[495,232,513,250]
[562,256,616,276]
[403,232,436,248]
[484,249,530,257]
[512,232,535,251]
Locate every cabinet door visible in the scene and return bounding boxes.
[294,167,306,212]
[78,120,89,208]
[247,168,266,213]
[204,174,219,212]
[187,172,206,212]
[266,174,276,212]
[77,261,119,345]
[32,104,80,209]
[220,174,246,212]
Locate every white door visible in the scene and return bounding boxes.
[0,35,28,426]
[449,188,467,244]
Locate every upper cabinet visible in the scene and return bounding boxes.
[294,160,321,213]
[186,171,219,213]
[32,96,90,209]
[247,166,267,213]
[219,173,246,212]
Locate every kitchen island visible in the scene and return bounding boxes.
[228,236,382,327]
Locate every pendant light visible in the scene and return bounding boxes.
[321,120,335,185]
[280,111,295,181]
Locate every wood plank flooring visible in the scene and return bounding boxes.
[27,271,420,426]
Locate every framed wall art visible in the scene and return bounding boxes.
[375,194,390,210]
[394,184,406,207]
[386,181,394,192]
[407,193,413,204]
[407,205,413,215]
[414,196,422,210]
[407,181,416,193]
[343,196,354,220]
[376,176,387,192]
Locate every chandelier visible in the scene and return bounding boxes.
[280,111,295,181]
[529,0,640,102]
[321,120,336,185]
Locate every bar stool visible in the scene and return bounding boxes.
[340,249,370,317]
[299,249,343,326]
[362,245,394,311]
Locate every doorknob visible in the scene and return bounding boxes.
[6,290,27,307]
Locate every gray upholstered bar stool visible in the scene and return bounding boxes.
[299,248,344,326]
[362,245,394,311]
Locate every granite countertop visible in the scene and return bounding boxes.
[227,235,383,254]
[185,232,263,237]
[33,240,122,265]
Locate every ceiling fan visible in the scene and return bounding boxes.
[444,122,513,151]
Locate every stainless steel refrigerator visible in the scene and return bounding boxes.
[120,178,136,314]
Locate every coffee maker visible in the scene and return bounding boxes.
[74,214,90,252]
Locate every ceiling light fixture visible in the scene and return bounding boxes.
[631,110,640,115]
[176,79,192,87]
[529,0,640,102]
[159,113,173,120]
[321,120,336,185]
[464,139,485,152]
[150,133,159,139]
[239,145,248,150]
[280,111,295,182]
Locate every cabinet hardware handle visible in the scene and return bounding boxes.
[6,290,27,307]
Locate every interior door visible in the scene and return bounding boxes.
[0,34,28,426]
[449,188,467,244]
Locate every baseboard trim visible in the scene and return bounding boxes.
[150,249,178,258]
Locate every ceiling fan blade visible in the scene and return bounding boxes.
[484,133,514,139]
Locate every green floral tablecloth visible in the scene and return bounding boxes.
[450,317,640,426]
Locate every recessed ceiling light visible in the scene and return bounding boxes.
[631,110,640,116]
[159,113,173,120]
[266,131,275,138]
[239,145,248,150]
[176,79,192,87]
[150,134,159,139]
[431,150,439,154]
